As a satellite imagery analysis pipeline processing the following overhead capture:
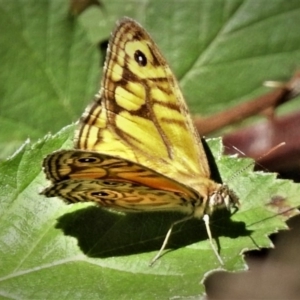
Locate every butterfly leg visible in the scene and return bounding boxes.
[149,214,194,266]
[203,214,224,265]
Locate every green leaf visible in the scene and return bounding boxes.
[0,130,299,298]
[1,0,300,298]
[0,0,99,158]
[1,0,300,158]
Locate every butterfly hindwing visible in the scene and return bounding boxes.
[42,178,199,214]
[42,149,197,199]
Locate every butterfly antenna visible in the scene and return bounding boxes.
[227,142,286,183]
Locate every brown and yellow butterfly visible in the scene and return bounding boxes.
[41,17,239,265]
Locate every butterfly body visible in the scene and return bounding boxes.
[41,17,238,264]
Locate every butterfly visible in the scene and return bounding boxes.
[41,17,239,265]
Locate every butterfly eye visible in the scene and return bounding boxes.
[134,50,147,66]
[77,157,98,163]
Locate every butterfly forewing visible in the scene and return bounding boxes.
[75,18,212,194]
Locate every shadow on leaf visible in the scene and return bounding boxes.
[56,205,250,258]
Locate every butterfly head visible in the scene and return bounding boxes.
[207,184,240,215]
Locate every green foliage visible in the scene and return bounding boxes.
[1,0,300,298]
